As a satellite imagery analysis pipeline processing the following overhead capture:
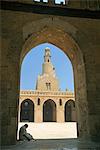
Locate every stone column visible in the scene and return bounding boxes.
[85,46,100,141]
[1,26,22,145]
[35,104,43,122]
[57,103,64,122]
[74,50,90,139]
[1,58,20,145]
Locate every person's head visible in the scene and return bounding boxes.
[24,124,28,128]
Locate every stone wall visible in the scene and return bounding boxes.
[1,9,100,145]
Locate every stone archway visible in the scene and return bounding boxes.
[1,4,100,144]
[43,99,56,122]
[20,99,34,122]
[2,16,98,145]
[20,19,89,139]
[65,100,76,122]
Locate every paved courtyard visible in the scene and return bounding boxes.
[1,123,100,150]
[1,139,100,150]
[17,123,77,139]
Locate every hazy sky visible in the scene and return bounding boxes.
[20,43,74,91]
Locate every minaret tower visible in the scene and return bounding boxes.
[36,47,59,91]
[42,47,55,76]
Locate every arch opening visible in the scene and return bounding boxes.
[20,99,34,122]
[19,23,88,139]
[65,100,76,122]
[20,42,74,91]
[19,42,77,139]
[43,99,56,122]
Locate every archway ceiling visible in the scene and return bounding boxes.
[21,18,81,64]
[21,27,82,68]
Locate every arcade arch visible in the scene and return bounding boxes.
[43,99,56,122]
[65,99,76,122]
[20,99,34,122]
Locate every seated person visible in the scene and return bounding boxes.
[19,124,34,141]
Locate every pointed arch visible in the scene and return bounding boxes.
[20,17,89,137]
[65,100,76,122]
[20,99,34,122]
[43,99,56,122]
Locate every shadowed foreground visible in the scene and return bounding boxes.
[2,139,100,150]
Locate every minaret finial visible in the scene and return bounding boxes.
[44,47,51,62]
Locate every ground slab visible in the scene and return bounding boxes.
[1,139,100,150]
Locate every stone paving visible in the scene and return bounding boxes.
[1,139,100,150]
[18,123,77,139]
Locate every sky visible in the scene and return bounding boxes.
[20,43,74,91]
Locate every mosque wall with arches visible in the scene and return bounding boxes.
[19,90,76,123]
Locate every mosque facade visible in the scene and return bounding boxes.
[19,48,76,123]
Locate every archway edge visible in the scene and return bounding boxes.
[20,98,34,122]
[22,17,77,44]
[21,17,84,67]
[20,98,34,105]
[43,99,57,106]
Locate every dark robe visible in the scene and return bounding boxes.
[19,125,33,141]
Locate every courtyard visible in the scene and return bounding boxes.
[17,122,77,139]
[2,123,100,150]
